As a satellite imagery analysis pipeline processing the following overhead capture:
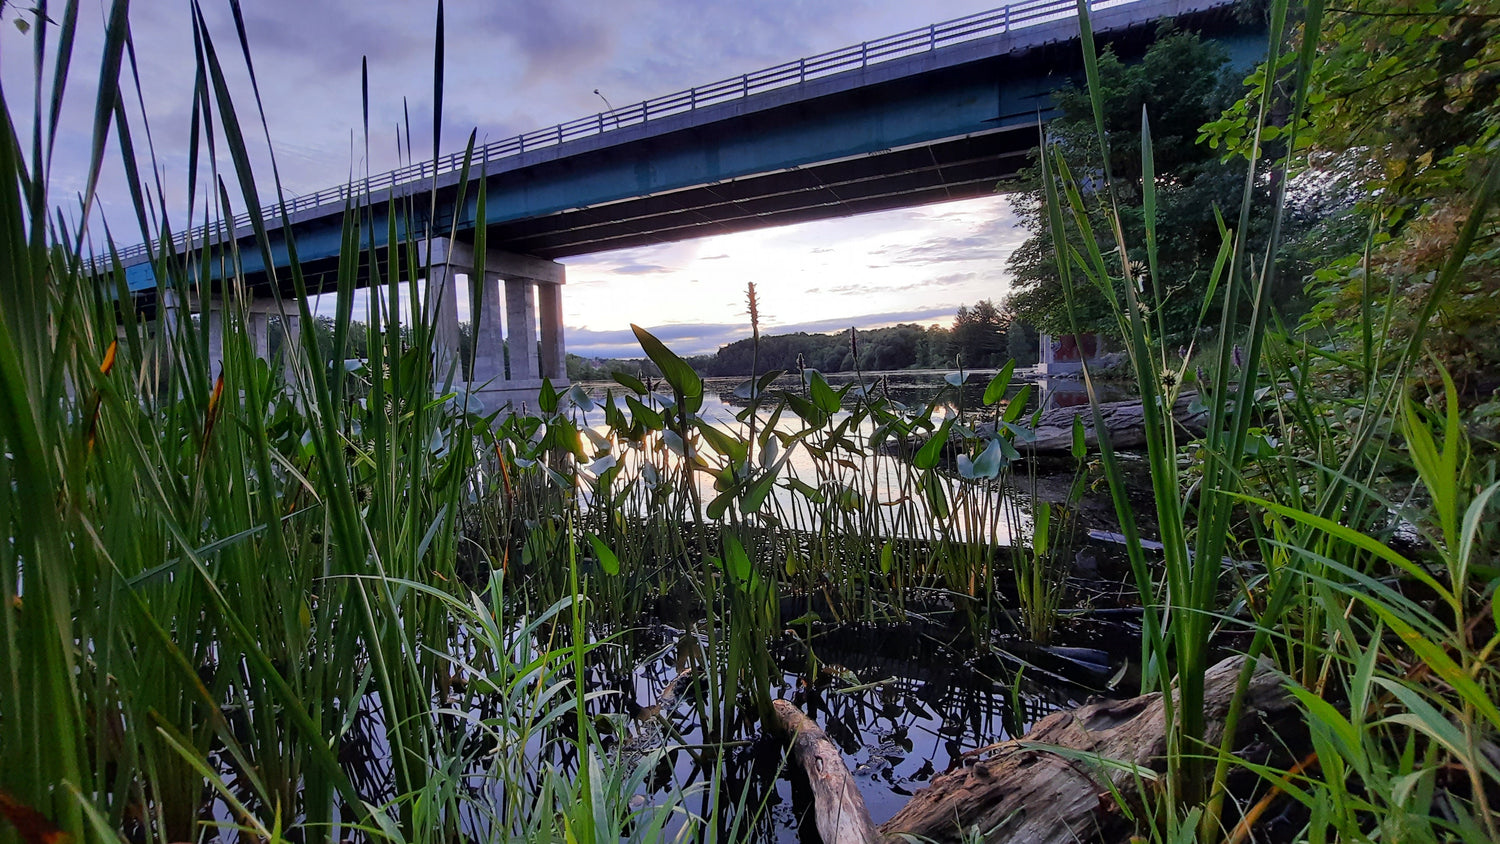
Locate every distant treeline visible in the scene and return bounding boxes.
[568,299,1039,381]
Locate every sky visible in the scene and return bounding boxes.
[0,0,1031,359]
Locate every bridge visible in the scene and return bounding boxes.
[112,0,1257,409]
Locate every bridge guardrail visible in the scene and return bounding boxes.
[94,0,1138,270]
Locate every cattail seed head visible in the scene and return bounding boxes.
[746,282,761,341]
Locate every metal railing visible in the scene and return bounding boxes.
[99,0,1145,268]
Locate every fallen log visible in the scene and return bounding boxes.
[879,653,1293,844]
[1025,391,1208,454]
[769,699,884,844]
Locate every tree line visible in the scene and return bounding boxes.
[567,299,1040,381]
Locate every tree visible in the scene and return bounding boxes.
[1006,29,1283,341]
[950,300,1009,368]
[1004,311,1040,366]
[1205,1,1500,393]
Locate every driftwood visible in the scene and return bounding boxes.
[878,654,1293,844]
[620,671,694,769]
[770,699,884,844]
[768,655,1291,844]
[1026,391,1208,454]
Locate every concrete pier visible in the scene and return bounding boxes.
[426,237,568,412]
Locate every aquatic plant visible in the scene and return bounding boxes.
[1035,0,1500,839]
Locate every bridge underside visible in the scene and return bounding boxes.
[109,0,1258,415]
[233,126,1036,296]
[142,1,1256,300]
[493,128,1035,259]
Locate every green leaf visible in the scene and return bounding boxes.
[538,377,559,413]
[879,540,894,575]
[923,472,949,520]
[707,488,736,521]
[624,395,663,431]
[696,420,748,465]
[914,419,952,470]
[612,370,647,395]
[1458,482,1500,597]
[587,533,620,576]
[723,534,752,585]
[1233,493,1454,609]
[1289,684,1363,765]
[567,383,596,412]
[783,390,828,428]
[809,371,840,414]
[1033,501,1051,558]
[1071,414,1086,461]
[970,438,1003,480]
[1369,604,1500,730]
[1002,384,1033,424]
[1377,679,1500,781]
[785,478,824,504]
[983,360,1016,406]
[742,470,779,514]
[631,323,702,405]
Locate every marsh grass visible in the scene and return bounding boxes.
[0,3,707,842]
[1034,0,1500,840]
[0,3,1055,839]
[8,1,1496,842]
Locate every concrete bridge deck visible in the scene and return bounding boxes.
[105,0,1257,410]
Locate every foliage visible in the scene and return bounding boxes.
[7,3,1500,844]
[1207,0,1500,401]
[950,299,1009,368]
[1007,28,1297,339]
[669,303,1038,379]
[0,5,701,843]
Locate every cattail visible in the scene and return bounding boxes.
[746,282,761,342]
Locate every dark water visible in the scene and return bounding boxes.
[305,369,1153,843]
[599,602,1142,840]
[556,368,1150,841]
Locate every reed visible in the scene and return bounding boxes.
[8,2,1493,842]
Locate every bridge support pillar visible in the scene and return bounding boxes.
[504,278,538,381]
[424,238,567,414]
[537,276,566,381]
[246,304,272,361]
[471,272,507,385]
[246,298,302,383]
[279,311,302,384]
[205,305,225,381]
[429,263,462,384]
[153,290,186,391]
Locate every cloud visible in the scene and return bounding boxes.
[771,307,958,335]
[612,262,676,275]
[814,271,976,297]
[567,321,742,357]
[475,2,615,86]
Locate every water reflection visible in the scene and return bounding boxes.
[590,610,1130,841]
